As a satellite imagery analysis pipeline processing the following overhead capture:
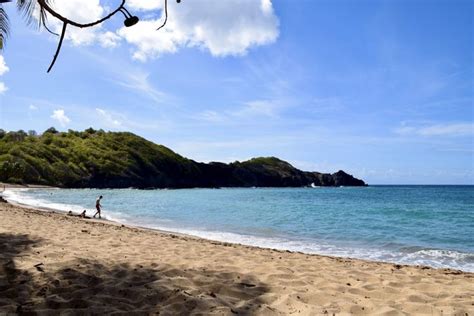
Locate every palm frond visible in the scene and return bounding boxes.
[17,0,56,35]
[16,0,39,25]
[0,6,9,49]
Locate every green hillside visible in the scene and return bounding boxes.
[0,128,366,188]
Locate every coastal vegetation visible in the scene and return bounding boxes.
[0,128,366,188]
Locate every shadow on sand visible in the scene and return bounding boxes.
[0,233,43,313]
[0,233,272,315]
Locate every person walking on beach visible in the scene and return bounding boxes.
[93,195,103,219]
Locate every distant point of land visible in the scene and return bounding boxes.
[0,128,366,188]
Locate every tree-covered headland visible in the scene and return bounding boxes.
[0,128,366,188]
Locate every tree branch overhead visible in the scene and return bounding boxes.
[0,0,180,72]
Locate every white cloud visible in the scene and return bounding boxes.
[84,50,170,105]
[0,55,8,94]
[127,0,162,11]
[99,31,121,48]
[40,0,107,46]
[29,104,38,110]
[394,126,416,135]
[118,19,183,61]
[112,70,166,103]
[193,99,283,125]
[0,55,8,75]
[51,109,71,127]
[119,0,279,61]
[395,122,474,137]
[193,99,282,125]
[0,82,7,94]
[419,123,474,136]
[233,100,280,118]
[95,108,122,127]
[35,1,279,61]
[261,0,273,14]
[195,110,226,123]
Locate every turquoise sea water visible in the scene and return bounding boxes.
[3,186,474,272]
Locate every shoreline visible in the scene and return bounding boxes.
[6,198,206,244]
[1,202,473,314]
[3,199,453,274]
[2,187,473,274]
[0,183,58,190]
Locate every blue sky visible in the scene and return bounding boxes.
[0,0,472,184]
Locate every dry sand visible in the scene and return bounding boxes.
[0,202,473,315]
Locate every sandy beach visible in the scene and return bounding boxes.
[0,202,473,315]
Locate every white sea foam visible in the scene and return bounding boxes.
[143,224,474,272]
[3,188,473,272]
[2,189,110,219]
[3,189,84,213]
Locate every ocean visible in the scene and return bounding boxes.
[3,185,473,272]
